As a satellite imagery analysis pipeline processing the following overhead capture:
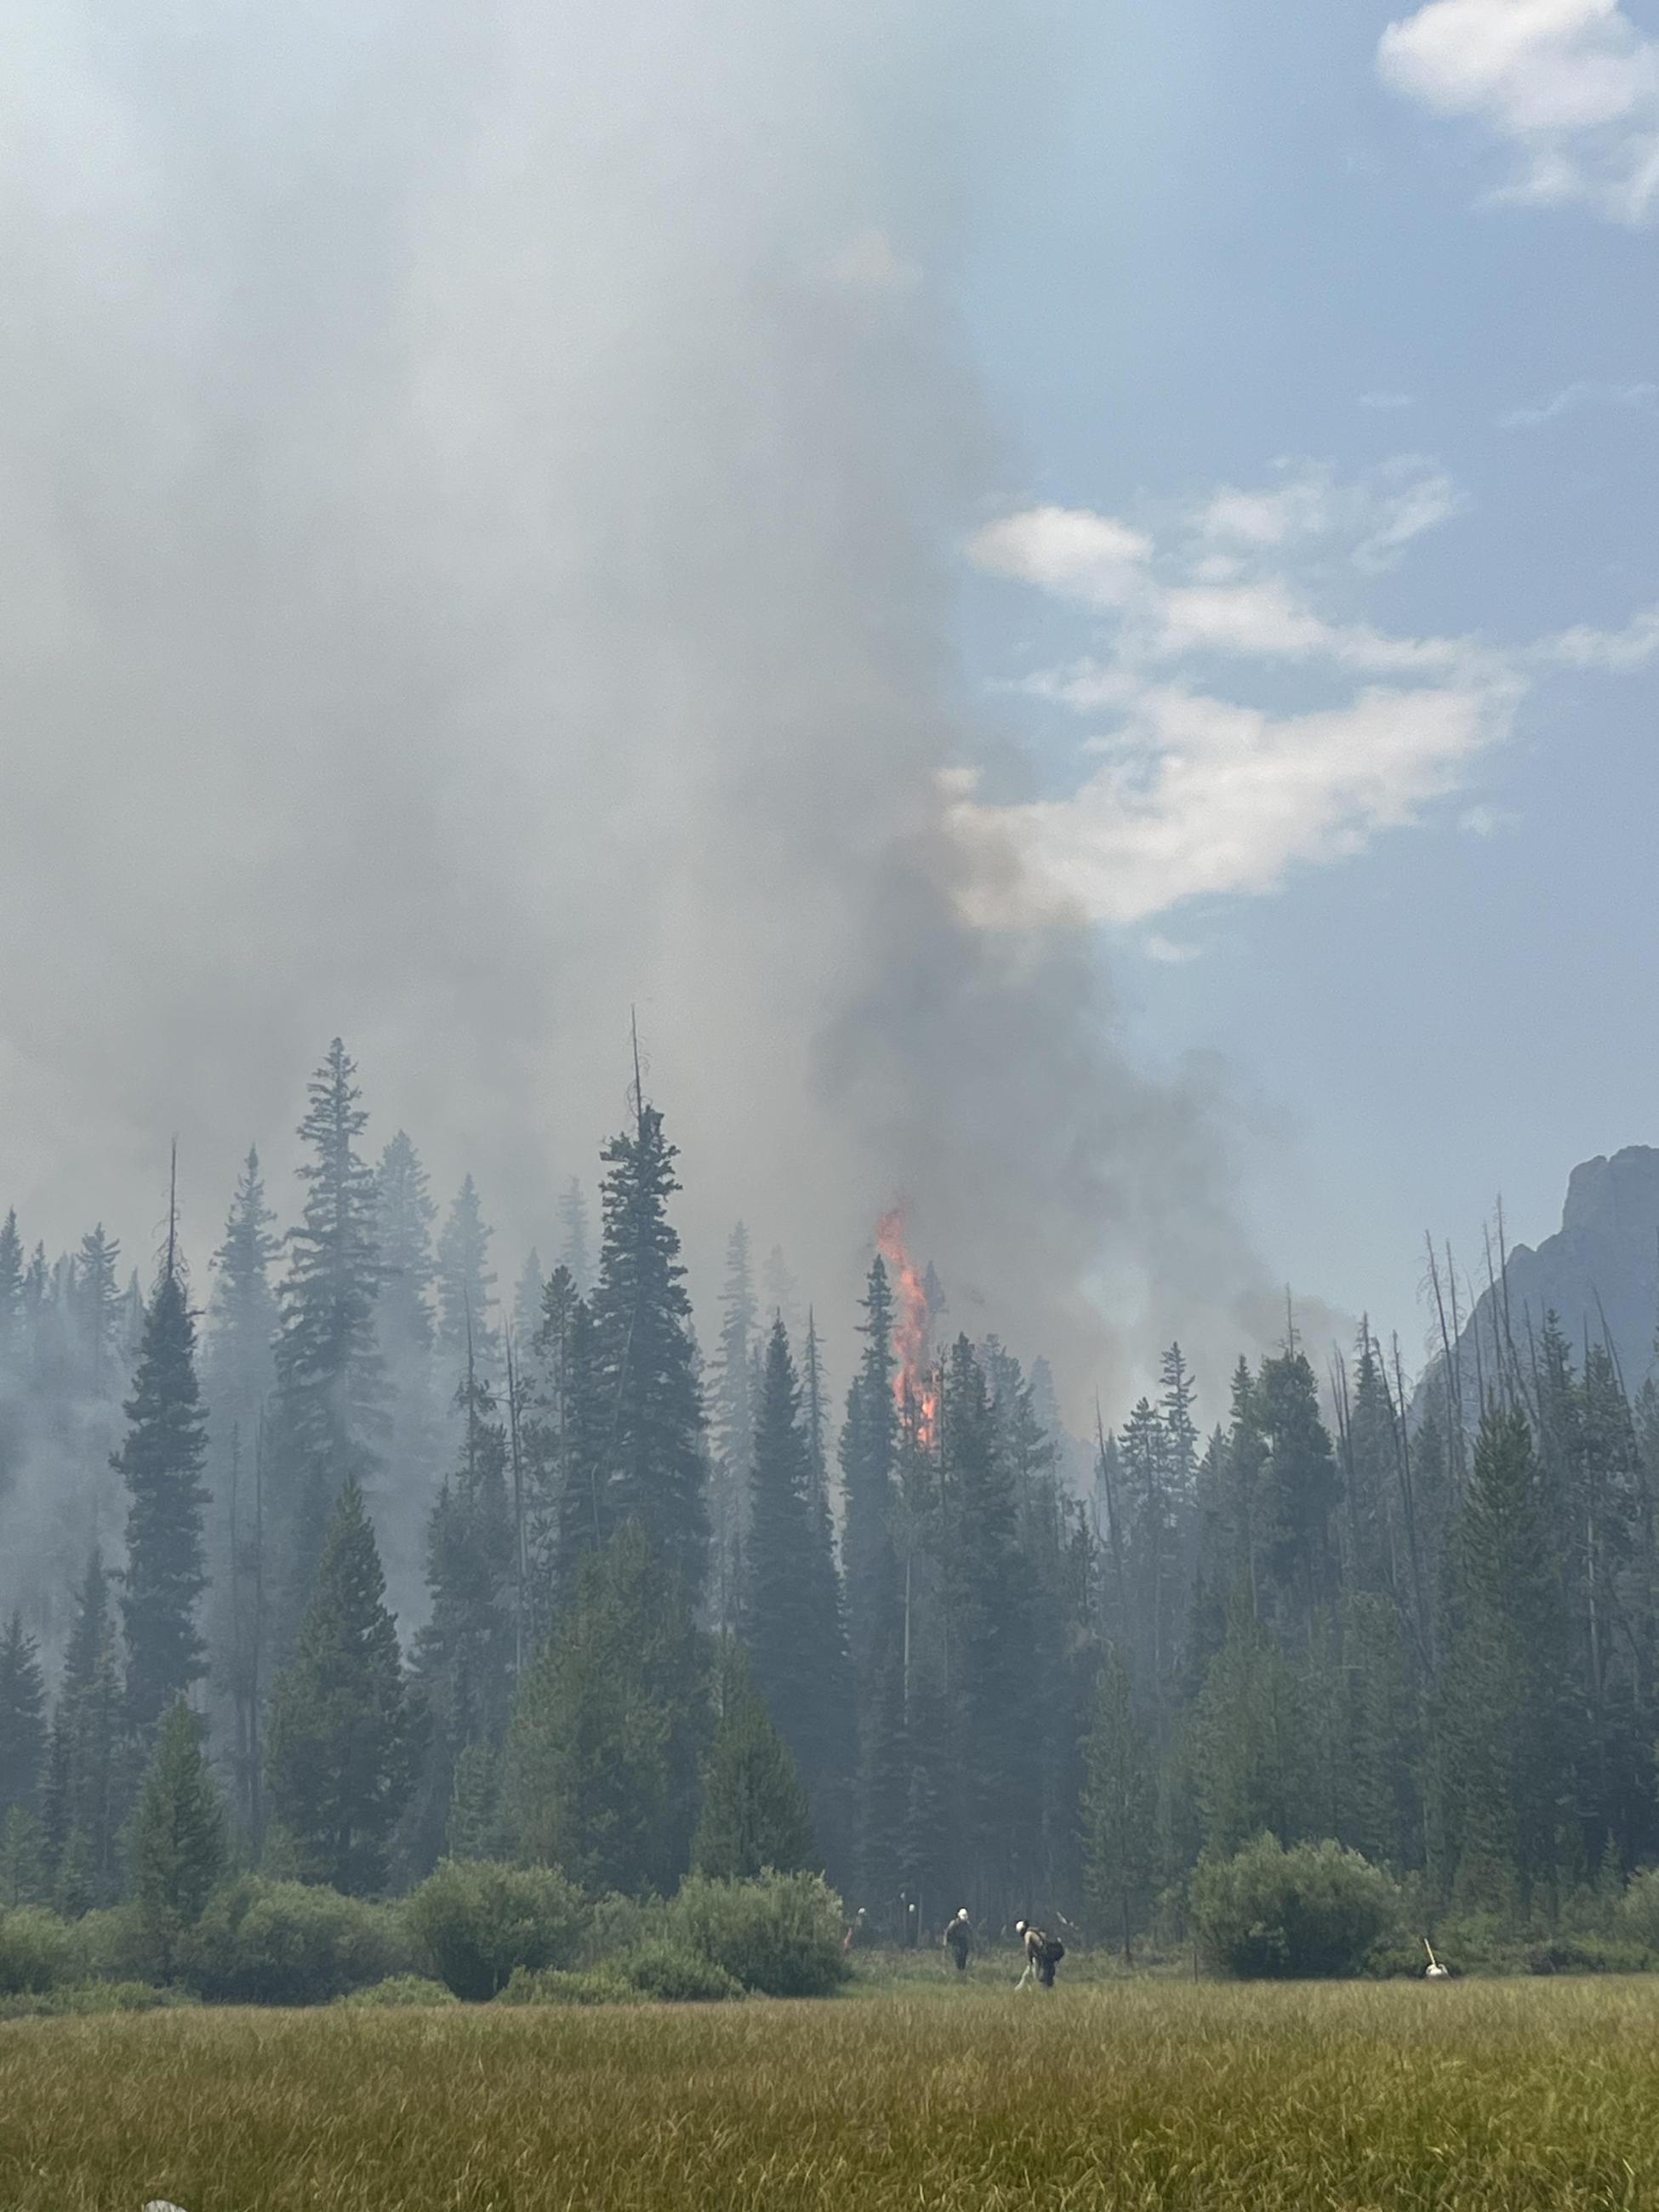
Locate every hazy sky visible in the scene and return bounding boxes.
[2,0,1654,1419]
[955,0,1659,1352]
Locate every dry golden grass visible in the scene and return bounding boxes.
[4,1976,1659,2209]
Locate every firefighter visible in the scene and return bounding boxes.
[944,1907,972,1973]
[1013,1918,1064,1988]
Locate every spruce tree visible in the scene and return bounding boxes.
[1442,1405,1571,1915]
[1255,1347,1341,1637]
[524,1264,607,1617]
[590,1097,708,1596]
[0,1611,47,1822]
[117,1259,211,1735]
[839,1256,899,1694]
[710,1223,757,1634]
[744,1320,854,1867]
[43,1552,120,1909]
[504,1522,704,1895]
[692,1640,814,1878]
[130,1698,228,1975]
[0,1207,22,1365]
[1080,1645,1156,1959]
[406,1348,516,1873]
[556,1177,593,1297]
[1189,1587,1310,1856]
[267,1040,385,1640]
[73,1224,123,1397]
[436,1175,500,1388]
[264,1480,416,1894]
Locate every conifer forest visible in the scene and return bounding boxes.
[2,1032,1656,1953]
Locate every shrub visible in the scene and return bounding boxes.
[407,1859,587,2002]
[0,1907,77,1996]
[1616,1868,1659,1955]
[337,1975,459,2008]
[579,1890,663,1969]
[494,1965,643,2007]
[624,1940,743,2003]
[1524,1933,1648,1975]
[668,1871,846,1997]
[183,1878,411,2005]
[1192,1836,1401,1979]
[0,1980,197,2021]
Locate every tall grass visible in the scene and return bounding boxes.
[4,1979,1658,2209]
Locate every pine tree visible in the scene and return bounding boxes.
[1189,1587,1310,1856]
[0,1207,22,1367]
[129,1698,228,1975]
[117,1259,211,1735]
[524,1264,607,1617]
[590,1096,708,1596]
[1441,1405,1571,1915]
[267,1040,385,1640]
[944,1335,1039,1912]
[264,1481,417,1894]
[43,1552,121,1908]
[710,1223,757,1633]
[205,1147,279,1836]
[504,1522,705,1896]
[1255,1347,1341,1638]
[406,1347,516,1873]
[744,1320,854,1869]
[0,1611,48,1823]
[556,1177,593,1297]
[73,1224,123,1397]
[374,1132,437,1362]
[1080,1645,1156,1959]
[436,1175,500,1388]
[840,1256,899,1694]
[692,1640,815,1878]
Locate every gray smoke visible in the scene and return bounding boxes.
[0,0,1276,1541]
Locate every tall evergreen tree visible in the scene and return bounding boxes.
[710,1223,757,1633]
[589,1096,708,1596]
[436,1174,500,1388]
[1441,1405,1571,1915]
[129,1698,228,1975]
[73,1224,123,1397]
[117,1252,211,1736]
[43,1551,121,1909]
[1255,1346,1342,1639]
[264,1480,416,1894]
[692,1639,814,1878]
[744,1320,855,1872]
[504,1522,704,1895]
[556,1177,593,1297]
[1080,1645,1157,1958]
[0,1611,47,1823]
[840,1256,899,1695]
[267,1040,385,1640]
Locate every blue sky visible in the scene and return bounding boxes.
[951,0,1659,1348]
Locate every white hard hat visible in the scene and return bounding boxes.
[1014,1918,1028,1934]
[956,1907,969,1919]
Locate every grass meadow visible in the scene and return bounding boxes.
[5,1974,1659,2211]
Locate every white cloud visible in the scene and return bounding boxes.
[1378,0,1659,223]
[1497,378,1658,428]
[1536,600,1659,666]
[1143,932,1203,964]
[968,505,1152,609]
[955,456,1649,927]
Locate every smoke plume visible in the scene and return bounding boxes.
[0,0,1274,1466]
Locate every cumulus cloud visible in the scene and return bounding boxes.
[953,454,1645,927]
[968,505,1153,607]
[1378,0,1659,222]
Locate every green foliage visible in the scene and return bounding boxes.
[182,1877,411,2005]
[623,1939,742,2003]
[0,1611,47,1824]
[0,1907,77,1994]
[265,1480,419,1894]
[336,1974,459,2008]
[1080,1645,1157,1957]
[0,1808,48,1908]
[494,1964,643,2006]
[668,1871,847,1997]
[692,1641,814,1879]
[128,1700,228,1974]
[117,1268,211,1732]
[579,1890,660,1966]
[1192,1835,1402,1979]
[505,1524,704,1896]
[1616,1867,1659,1953]
[0,1978,198,2020]
[406,1858,585,2000]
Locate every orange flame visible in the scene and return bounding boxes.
[875,1208,938,1449]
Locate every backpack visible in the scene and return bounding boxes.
[1041,1936,1065,1965]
